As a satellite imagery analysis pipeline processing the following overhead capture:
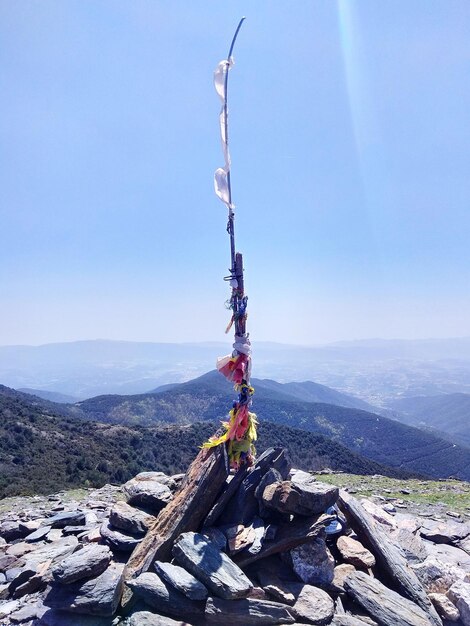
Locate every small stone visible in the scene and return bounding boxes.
[205,596,295,624]
[421,520,470,545]
[154,560,208,600]
[52,544,112,584]
[448,511,461,519]
[0,554,22,572]
[289,537,335,585]
[109,501,155,536]
[100,520,142,552]
[257,569,296,605]
[172,531,252,599]
[429,592,460,622]
[447,580,470,626]
[337,536,376,569]
[290,584,335,625]
[390,528,428,564]
[224,524,257,554]
[330,564,356,592]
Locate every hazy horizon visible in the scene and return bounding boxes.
[2,1,470,345]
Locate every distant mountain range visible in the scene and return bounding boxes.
[387,393,470,447]
[0,384,408,498]
[16,370,465,482]
[2,338,470,402]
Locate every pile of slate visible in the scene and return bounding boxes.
[1,448,470,626]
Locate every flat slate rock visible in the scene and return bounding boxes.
[172,531,252,600]
[46,511,86,529]
[38,608,115,625]
[262,479,338,517]
[43,561,124,616]
[100,520,142,552]
[344,570,434,626]
[25,535,79,567]
[109,501,155,536]
[25,525,52,542]
[127,610,189,626]
[420,520,470,545]
[205,596,296,625]
[52,543,112,584]
[127,571,204,617]
[123,473,174,512]
[154,560,208,600]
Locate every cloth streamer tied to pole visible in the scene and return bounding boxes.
[202,17,258,469]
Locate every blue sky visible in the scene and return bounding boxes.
[1,1,470,345]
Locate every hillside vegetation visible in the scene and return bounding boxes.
[0,389,408,499]
[70,372,470,481]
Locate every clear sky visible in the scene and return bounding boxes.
[1,1,470,346]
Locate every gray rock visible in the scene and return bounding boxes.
[52,544,112,584]
[37,608,115,625]
[63,525,94,536]
[411,557,469,593]
[123,473,174,512]
[330,564,357,592]
[154,560,208,600]
[429,592,460,622]
[109,501,155,536]
[0,554,21,572]
[0,600,21,620]
[391,528,428,564]
[0,521,25,542]
[246,517,265,556]
[25,526,52,542]
[43,562,124,616]
[6,566,24,582]
[447,580,470,625]
[46,511,86,529]
[127,610,188,625]
[421,520,470,545]
[262,479,338,517]
[289,584,335,625]
[331,618,374,626]
[344,570,434,626]
[426,542,470,571]
[127,572,204,617]
[172,531,253,599]
[289,537,335,585]
[8,564,37,595]
[205,596,296,624]
[100,520,142,552]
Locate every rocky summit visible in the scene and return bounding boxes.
[0,447,469,626]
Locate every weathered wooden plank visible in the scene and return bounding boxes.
[337,490,442,626]
[122,445,229,606]
[234,513,333,568]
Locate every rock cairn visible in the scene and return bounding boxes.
[0,447,469,625]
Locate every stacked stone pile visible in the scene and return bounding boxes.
[0,448,470,626]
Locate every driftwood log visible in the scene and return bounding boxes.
[337,490,442,626]
[121,445,229,607]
